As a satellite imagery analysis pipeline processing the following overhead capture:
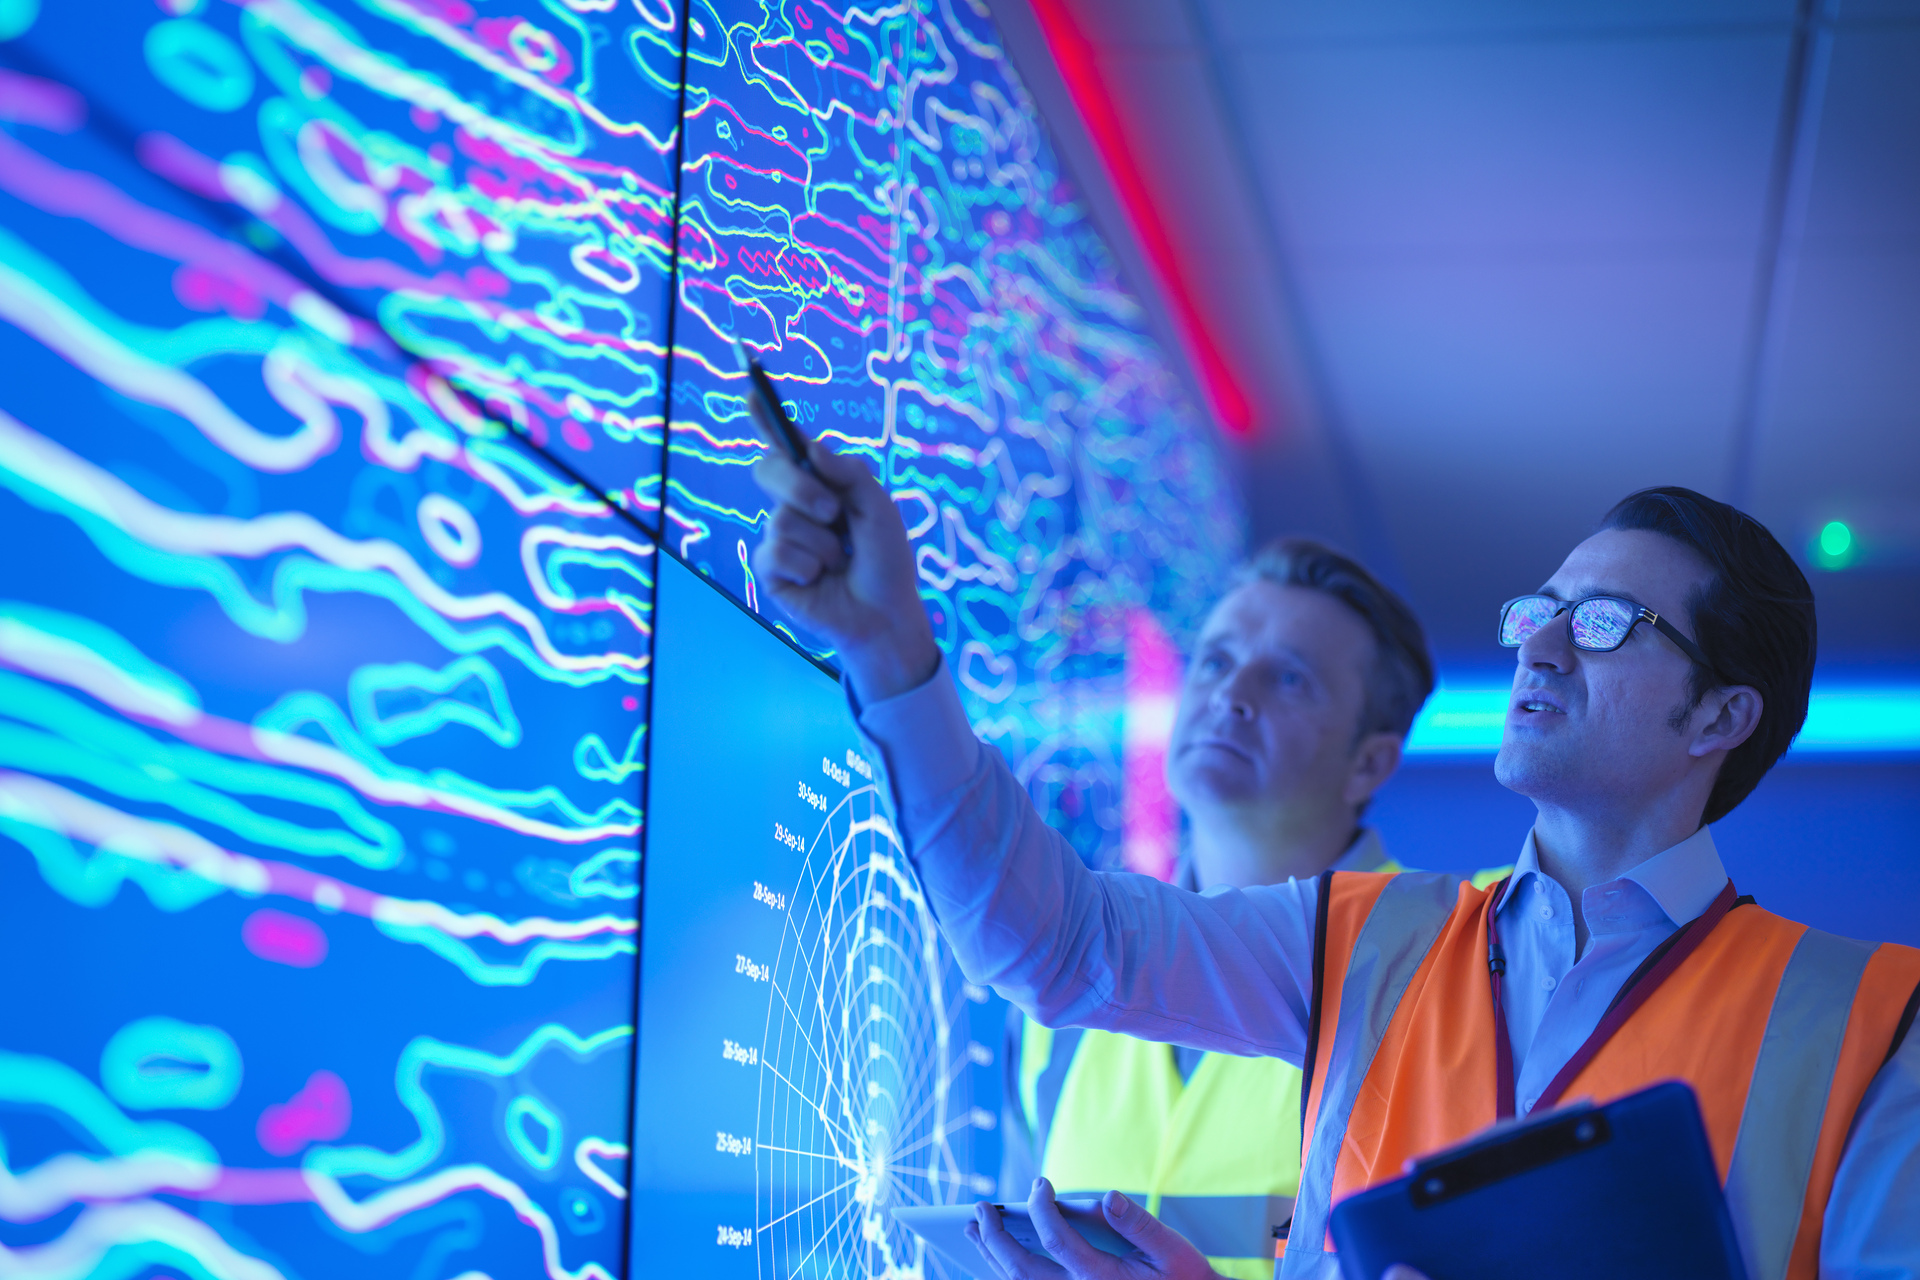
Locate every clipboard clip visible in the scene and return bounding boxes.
[1407,1101,1608,1209]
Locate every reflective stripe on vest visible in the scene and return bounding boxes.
[1018,1020,1300,1275]
[1724,929,1873,1280]
[1281,871,1920,1280]
[1288,872,1462,1274]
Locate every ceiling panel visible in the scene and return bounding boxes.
[1748,23,1920,640]
[1203,0,1795,48]
[1296,252,1755,648]
[1012,0,1918,665]
[1829,0,1920,19]
[1752,249,1920,561]
[1226,33,1794,256]
[1087,45,1397,563]
[1795,25,1920,250]
[1093,50,1305,421]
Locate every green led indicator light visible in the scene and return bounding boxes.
[1815,520,1855,570]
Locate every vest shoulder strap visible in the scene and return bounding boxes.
[1299,868,1335,1140]
[1285,871,1478,1278]
[1887,972,1920,1067]
[1776,935,1920,1280]
[1029,1020,1084,1166]
[1717,918,1873,1280]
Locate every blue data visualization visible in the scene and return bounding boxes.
[0,0,1230,1275]
[0,3,658,1273]
[632,550,1000,1278]
[658,0,1241,864]
[3,0,680,515]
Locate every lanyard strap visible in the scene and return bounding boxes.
[1487,877,1739,1118]
[1487,876,1516,1120]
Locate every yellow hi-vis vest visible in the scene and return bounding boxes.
[1009,859,1506,1279]
[1014,1020,1300,1279]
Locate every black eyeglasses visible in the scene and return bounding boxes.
[1498,594,1717,674]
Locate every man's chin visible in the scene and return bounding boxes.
[1493,740,1575,798]
[1168,756,1261,807]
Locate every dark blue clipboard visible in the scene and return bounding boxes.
[1327,1081,1748,1280]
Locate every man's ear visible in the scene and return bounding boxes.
[1344,731,1405,809]
[1688,685,1764,760]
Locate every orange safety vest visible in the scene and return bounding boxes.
[1277,870,1920,1280]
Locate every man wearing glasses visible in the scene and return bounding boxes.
[751,452,1920,1280]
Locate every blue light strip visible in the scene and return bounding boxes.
[1405,685,1920,757]
[1404,688,1511,756]
[1796,689,1920,754]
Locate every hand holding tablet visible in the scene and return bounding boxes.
[893,1177,1223,1280]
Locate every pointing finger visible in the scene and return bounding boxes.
[767,503,847,573]
[805,439,887,511]
[754,534,823,588]
[752,450,841,524]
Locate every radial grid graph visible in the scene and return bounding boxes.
[754,784,988,1280]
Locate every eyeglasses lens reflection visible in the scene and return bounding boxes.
[1570,600,1632,650]
[1501,597,1556,647]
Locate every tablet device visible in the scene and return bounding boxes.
[893,1198,1135,1278]
[1327,1081,1747,1280]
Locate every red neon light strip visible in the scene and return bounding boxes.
[1025,0,1254,435]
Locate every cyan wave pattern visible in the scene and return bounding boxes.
[660,0,1238,860]
[0,0,1233,1275]
[1,1,664,1274]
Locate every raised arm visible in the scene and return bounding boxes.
[868,661,1316,1057]
[753,441,1317,1061]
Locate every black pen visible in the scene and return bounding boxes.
[732,338,852,554]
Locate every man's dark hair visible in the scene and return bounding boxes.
[1601,487,1816,825]
[1231,537,1434,742]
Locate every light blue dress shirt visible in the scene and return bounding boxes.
[1496,826,1724,1116]
[855,662,1920,1277]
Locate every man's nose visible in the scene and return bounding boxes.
[1210,668,1258,718]
[1519,612,1576,675]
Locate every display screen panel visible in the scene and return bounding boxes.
[659,0,1238,862]
[631,550,998,1277]
[4,0,680,521]
[1,0,1236,1273]
[0,48,652,1277]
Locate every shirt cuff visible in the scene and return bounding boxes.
[848,657,982,810]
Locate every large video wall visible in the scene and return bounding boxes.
[0,1,1236,1276]
[657,0,1238,859]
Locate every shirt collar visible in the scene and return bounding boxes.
[1499,825,1729,926]
[1621,825,1728,925]
[1495,836,1544,912]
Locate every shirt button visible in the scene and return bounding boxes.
[1541,975,1557,991]
[1522,1095,1539,1113]
[1536,904,1553,920]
